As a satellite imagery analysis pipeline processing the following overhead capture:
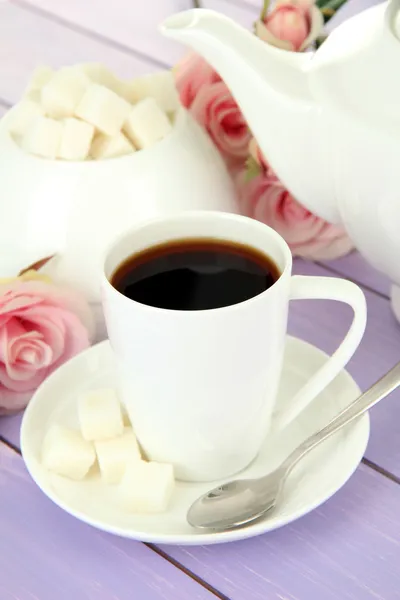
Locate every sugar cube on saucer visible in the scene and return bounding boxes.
[123,98,172,149]
[7,99,44,138]
[78,388,124,441]
[42,424,96,480]
[90,131,135,159]
[21,116,63,159]
[41,67,90,118]
[95,427,142,484]
[75,84,131,137]
[118,460,175,513]
[58,117,95,161]
[126,71,179,112]
[24,65,54,101]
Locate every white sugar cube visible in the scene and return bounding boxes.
[75,84,131,136]
[7,99,44,138]
[118,461,175,513]
[78,63,120,92]
[78,388,124,441]
[95,427,142,484]
[123,98,172,149]
[90,131,135,159]
[114,81,137,103]
[42,424,96,480]
[22,116,63,159]
[24,65,54,101]
[58,117,95,161]
[41,67,90,118]
[126,71,179,112]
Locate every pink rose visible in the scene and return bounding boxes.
[190,81,251,163]
[174,52,221,109]
[0,279,93,414]
[236,169,353,260]
[255,0,323,52]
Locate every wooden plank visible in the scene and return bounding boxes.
[320,253,390,297]
[2,261,400,476]
[201,0,258,26]
[0,416,20,449]
[0,3,160,105]
[227,0,260,9]
[0,442,217,600]
[161,464,400,600]
[12,0,191,67]
[290,260,400,477]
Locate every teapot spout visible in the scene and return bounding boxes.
[162,9,342,225]
[162,9,313,102]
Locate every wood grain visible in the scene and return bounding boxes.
[0,1,399,599]
[0,443,217,600]
[290,260,400,477]
[320,253,390,298]
[161,463,400,600]
[0,3,161,105]
[12,0,190,66]
[202,0,258,26]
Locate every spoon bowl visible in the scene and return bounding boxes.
[187,471,285,530]
[188,361,400,531]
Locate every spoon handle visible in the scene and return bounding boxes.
[280,361,400,476]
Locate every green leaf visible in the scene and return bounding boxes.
[245,156,261,182]
[260,0,270,21]
[322,0,348,11]
[315,34,328,48]
[320,0,348,22]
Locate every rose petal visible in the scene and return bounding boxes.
[0,317,27,364]
[174,52,221,109]
[0,280,92,411]
[48,311,90,372]
[191,82,251,161]
[20,306,67,364]
[0,291,43,315]
[236,169,353,260]
[0,360,47,392]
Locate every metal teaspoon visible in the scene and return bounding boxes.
[187,361,400,531]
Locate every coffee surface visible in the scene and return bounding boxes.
[110,239,281,310]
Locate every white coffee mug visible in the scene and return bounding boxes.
[101,212,366,482]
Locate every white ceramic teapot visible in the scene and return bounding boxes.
[0,107,237,304]
[162,1,400,315]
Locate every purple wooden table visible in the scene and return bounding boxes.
[1,0,398,598]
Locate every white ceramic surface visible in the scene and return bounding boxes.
[161,0,400,288]
[0,107,237,300]
[20,337,369,546]
[101,212,366,482]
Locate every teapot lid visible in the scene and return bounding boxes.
[309,0,400,136]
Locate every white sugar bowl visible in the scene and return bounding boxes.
[0,107,237,308]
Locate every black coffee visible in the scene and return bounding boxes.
[110,239,281,311]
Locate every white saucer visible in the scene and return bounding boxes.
[20,337,369,546]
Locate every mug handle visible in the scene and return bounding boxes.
[274,275,367,431]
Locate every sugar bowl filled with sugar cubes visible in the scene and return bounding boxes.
[0,64,237,321]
